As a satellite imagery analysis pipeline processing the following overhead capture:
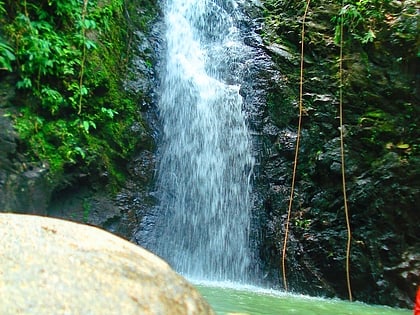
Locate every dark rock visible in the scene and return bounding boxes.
[0,76,53,215]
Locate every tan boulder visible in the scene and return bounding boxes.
[0,213,215,315]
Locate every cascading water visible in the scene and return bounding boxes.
[139,0,256,282]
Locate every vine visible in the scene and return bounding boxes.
[78,0,89,115]
[281,0,311,292]
[338,0,353,302]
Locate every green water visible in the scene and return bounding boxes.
[196,283,411,315]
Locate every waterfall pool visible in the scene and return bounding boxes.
[194,282,411,315]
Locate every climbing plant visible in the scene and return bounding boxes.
[281,0,311,292]
[281,0,356,300]
[338,0,353,301]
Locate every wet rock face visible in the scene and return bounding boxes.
[256,0,419,308]
[0,213,215,315]
[0,76,53,215]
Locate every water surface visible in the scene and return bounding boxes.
[196,283,411,315]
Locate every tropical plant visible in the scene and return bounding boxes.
[332,0,392,44]
[0,0,148,187]
[0,40,15,71]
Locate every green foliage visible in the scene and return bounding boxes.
[294,217,312,230]
[1,0,152,188]
[332,0,391,45]
[358,109,395,145]
[0,40,15,71]
[0,2,15,71]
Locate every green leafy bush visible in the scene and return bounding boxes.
[332,0,392,45]
[1,0,151,188]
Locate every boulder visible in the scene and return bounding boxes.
[0,213,215,315]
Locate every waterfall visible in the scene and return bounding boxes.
[140,0,255,283]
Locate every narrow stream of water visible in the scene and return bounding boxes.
[139,0,255,282]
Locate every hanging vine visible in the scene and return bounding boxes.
[281,0,311,292]
[338,0,353,302]
[77,0,89,115]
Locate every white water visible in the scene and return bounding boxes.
[140,0,255,282]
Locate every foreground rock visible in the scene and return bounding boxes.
[0,213,215,315]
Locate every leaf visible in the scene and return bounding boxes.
[80,86,88,95]
[396,143,410,149]
[74,146,86,159]
[82,120,90,133]
[101,107,118,118]
[83,19,97,30]
[362,29,376,44]
[17,77,32,89]
[66,150,76,163]
[3,48,16,61]
[0,56,13,72]
[81,120,96,133]
[85,40,97,50]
